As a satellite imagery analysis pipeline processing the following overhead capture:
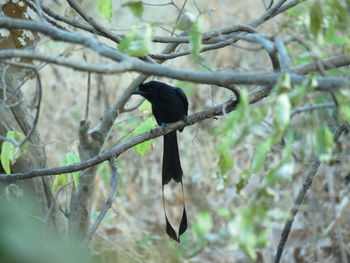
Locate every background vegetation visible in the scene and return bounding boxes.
[0,0,349,262]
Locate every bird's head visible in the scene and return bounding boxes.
[131,81,164,102]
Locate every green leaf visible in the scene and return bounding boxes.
[235,170,250,194]
[132,117,156,156]
[52,174,68,195]
[122,0,143,17]
[193,210,213,238]
[251,138,272,172]
[309,2,323,37]
[1,139,11,174]
[315,125,334,162]
[0,131,27,174]
[65,153,81,188]
[229,204,270,261]
[330,0,349,28]
[176,81,195,98]
[138,100,152,115]
[216,135,233,175]
[97,0,112,22]
[336,89,350,123]
[189,16,203,62]
[57,152,81,191]
[119,24,153,57]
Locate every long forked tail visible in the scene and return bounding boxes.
[162,131,187,242]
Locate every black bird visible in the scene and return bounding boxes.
[132,80,188,242]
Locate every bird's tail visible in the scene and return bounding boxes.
[162,131,187,242]
[162,132,183,184]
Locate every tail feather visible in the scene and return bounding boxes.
[162,132,183,184]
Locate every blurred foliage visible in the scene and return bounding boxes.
[0,198,91,263]
[119,24,153,57]
[97,0,112,22]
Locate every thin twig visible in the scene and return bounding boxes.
[85,64,91,120]
[290,103,336,118]
[86,158,118,241]
[44,181,73,222]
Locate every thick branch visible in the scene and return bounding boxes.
[0,50,348,91]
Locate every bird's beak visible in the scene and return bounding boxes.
[131,90,143,95]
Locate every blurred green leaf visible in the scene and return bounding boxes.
[65,153,81,188]
[229,204,270,261]
[289,76,317,107]
[309,2,323,37]
[97,0,112,22]
[138,100,152,115]
[0,131,27,174]
[193,210,213,238]
[119,24,152,57]
[315,125,334,162]
[189,16,203,62]
[214,89,249,135]
[236,170,250,194]
[251,138,272,172]
[329,0,349,29]
[52,173,68,195]
[217,207,231,218]
[55,152,81,192]
[122,0,143,17]
[216,134,233,175]
[132,117,156,156]
[336,89,350,123]
[136,236,149,248]
[176,81,195,98]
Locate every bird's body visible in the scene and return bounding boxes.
[132,80,189,242]
[133,81,188,184]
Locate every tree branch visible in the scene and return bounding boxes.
[85,157,119,241]
[274,125,348,263]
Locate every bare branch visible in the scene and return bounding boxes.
[66,0,121,43]
[275,37,292,70]
[291,103,335,118]
[291,55,350,75]
[86,158,119,241]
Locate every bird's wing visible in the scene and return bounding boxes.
[175,87,189,116]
